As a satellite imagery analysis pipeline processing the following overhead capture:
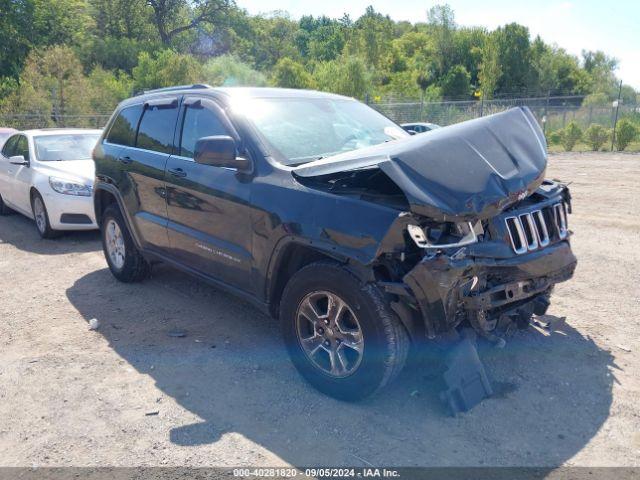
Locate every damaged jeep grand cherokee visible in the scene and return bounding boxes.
[93,86,576,403]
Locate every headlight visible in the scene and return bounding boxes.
[407,221,483,249]
[49,177,92,196]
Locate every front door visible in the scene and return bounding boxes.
[10,135,33,213]
[164,97,253,292]
[0,135,20,208]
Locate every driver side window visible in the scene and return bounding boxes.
[179,102,230,159]
[15,136,30,161]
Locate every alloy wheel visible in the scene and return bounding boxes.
[105,219,126,270]
[295,290,364,378]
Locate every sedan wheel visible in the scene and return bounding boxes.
[33,196,47,234]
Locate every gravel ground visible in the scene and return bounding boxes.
[0,152,639,468]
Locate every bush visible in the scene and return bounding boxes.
[584,124,610,151]
[547,130,562,146]
[615,119,638,151]
[561,122,582,151]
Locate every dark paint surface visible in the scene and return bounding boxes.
[93,87,576,337]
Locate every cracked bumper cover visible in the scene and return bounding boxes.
[401,241,577,338]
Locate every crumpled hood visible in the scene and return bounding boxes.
[293,107,547,221]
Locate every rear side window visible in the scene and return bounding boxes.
[180,104,230,158]
[136,102,179,154]
[1,135,18,157]
[106,105,143,147]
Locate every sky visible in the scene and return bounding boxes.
[237,0,640,89]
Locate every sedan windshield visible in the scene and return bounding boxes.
[232,97,408,166]
[34,134,101,162]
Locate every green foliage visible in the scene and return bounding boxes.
[615,119,638,151]
[272,58,316,90]
[440,65,471,98]
[202,55,267,87]
[132,50,203,92]
[584,124,609,151]
[315,56,372,99]
[0,1,636,119]
[547,130,562,146]
[561,122,583,151]
[479,33,501,99]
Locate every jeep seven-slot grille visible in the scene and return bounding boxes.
[505,203,567,254]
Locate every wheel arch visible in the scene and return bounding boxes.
[93,183,142,249]
[266,239,358,318]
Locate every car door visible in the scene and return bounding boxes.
[164,96,253,292]
[118,97,179,251]
[0,135,19,206]
[10,135,34,213]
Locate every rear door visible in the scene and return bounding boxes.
[113,97,180,251]
[164,96,253,291]
[0,135,19,206]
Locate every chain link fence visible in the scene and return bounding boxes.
[1,95,638,150]
[369,94,640,152]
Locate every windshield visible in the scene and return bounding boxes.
[34,134,100,162]
[232,97,408,166]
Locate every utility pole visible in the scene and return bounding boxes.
[611,80,623,151]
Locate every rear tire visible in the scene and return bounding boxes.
[31,192,61,239]
[101,204,150,282]
[280,260,409,401]
[0,193,13,216]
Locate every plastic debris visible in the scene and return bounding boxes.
[88,318,100,331]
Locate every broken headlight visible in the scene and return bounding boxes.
[407,221,483,249]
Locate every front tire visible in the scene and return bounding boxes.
[280,261,409,401]
[31,192,60,239]
[101,204,150,282]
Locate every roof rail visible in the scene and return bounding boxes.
[139,84,212,96]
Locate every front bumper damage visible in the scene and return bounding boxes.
[403,240,577,339]
[385,234,576,415]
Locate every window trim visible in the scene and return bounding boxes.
[1,134,19,157]
[134,97,180,155]
[104,103,144,148]
[177,97,238,161]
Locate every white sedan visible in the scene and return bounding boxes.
[0,128,102,238]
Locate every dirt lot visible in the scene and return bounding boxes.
[0,152,639,468]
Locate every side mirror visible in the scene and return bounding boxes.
[9,155,28,166]
[407,129,417,135]
[194,135,251,172]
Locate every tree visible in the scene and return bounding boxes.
[494,23,533,95]
[0,0,34,80]
[202,54,267,87]
[315,56,372,99]
[32,0,93,47]
[132,50,202,91]
[272,58,316,89]
[440,65,471,98]
[478,33,501,99]
[146,0,234,45]
[1,46,92,126]
[427,4,456,77]
[87,66,133,112]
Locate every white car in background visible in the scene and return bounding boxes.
[0,128,102,238]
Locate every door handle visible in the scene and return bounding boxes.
[168,167,187,178]
[117,155,132,164]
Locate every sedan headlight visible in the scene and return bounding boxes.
[49,177,92,197]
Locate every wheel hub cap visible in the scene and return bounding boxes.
[295,291,364,378]
[105,219,126,270]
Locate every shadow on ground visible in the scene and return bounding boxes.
[0,213,100,254]
[66,265,617,467]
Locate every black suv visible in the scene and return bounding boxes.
[93,85,576,401]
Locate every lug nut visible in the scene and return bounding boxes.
[324,340,330,347]
[318,327,324,334]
